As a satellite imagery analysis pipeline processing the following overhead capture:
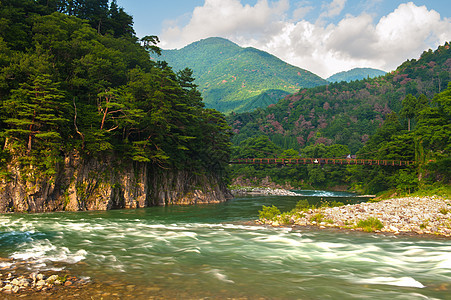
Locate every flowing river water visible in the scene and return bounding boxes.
[1,191,450,299]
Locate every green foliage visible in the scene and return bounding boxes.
[230,141,352,188]
[229,42,450,193]
[310,213,324,223]
[392,169,418,193]
[234,135,281,159]
[415,83,451,182]
[57,274,68,284]
[349,83,451,194]
[295,199,311,211]
[229,42,451,191]
[0,2,232,181]
[355,217,384,232]
[158,37,328,113]
[410,183,451,199]
[258,205,281,221]
[399,93,429,132]
[439,208,450,215]
[320,200,344,208]
[279,212,292,225]
[420,221,429,230]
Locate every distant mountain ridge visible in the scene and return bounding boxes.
[157,37,328,113]
[327,68,386,82]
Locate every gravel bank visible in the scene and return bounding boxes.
[260,196,451,237]
[231,187,299,196]
[0,258,89,298]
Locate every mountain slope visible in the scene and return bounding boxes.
[158,37,328,113]
[327,68,387,82]
[228,42,451,153]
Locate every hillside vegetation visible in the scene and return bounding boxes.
[0,1,231,184]
[229,43,451,193]
[158,37,328,113]
[327,67,386,83]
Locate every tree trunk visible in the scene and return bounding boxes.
[28,110,36,152]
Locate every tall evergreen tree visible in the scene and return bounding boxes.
[400,94,416,131]
[3,74,69,155]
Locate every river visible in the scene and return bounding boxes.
[1,191,450,299]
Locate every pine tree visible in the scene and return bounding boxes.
[400,94,416,131]
[3,74,69,154]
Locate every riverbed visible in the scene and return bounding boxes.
[1,191,450,299]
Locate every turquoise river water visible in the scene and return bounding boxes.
[1,191,450,299]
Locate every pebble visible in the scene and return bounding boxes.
[232,187,299,196]
[0,269,83,296]
[64,281,73,286]
[262,196,451,237]
[36,279,46,286]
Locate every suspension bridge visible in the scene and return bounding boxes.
[230,158,415,166]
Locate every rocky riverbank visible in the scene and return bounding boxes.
[231,186,299,196]
[259,196,451,237]
[0,257,89,298]
[0,258,159,299]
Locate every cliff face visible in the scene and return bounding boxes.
[0,153,232,213]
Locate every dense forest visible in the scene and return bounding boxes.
[229,43,451,194]
[0,1,231,190]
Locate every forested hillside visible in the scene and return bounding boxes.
[327,68,386,83]
[0,1,232,211]
[229,43,451,193]
[158,37,328,113]
[230,44,450,151]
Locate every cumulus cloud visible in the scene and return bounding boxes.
[161,0,289,49]
[320,0,347,19]
[374,3,449,59]
[160,1,451,78]
[292,4,313,21]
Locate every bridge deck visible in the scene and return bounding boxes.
[230,158,415,166]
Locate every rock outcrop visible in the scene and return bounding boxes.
[0,153,231,213]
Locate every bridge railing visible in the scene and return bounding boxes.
[229,158,415,166]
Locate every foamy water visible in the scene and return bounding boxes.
[0,195,450,299]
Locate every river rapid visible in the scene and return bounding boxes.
[1,191,450,299]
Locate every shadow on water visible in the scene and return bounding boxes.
[99,190,372,224]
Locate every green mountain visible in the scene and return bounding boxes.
[157,37,328,113]
[327,68,387,82]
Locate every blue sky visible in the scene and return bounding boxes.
[116,0,451,77]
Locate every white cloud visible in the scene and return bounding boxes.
[160,1,451,78]
[320,0,347,19]
[291,1,313,21]
[374,2,449,61]
[326,13,378,59]
[161,0,289,49]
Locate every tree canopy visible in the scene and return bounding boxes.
[228,43,451,192]
[0,1,232,179]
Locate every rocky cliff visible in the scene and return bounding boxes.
[0,153,232,213]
